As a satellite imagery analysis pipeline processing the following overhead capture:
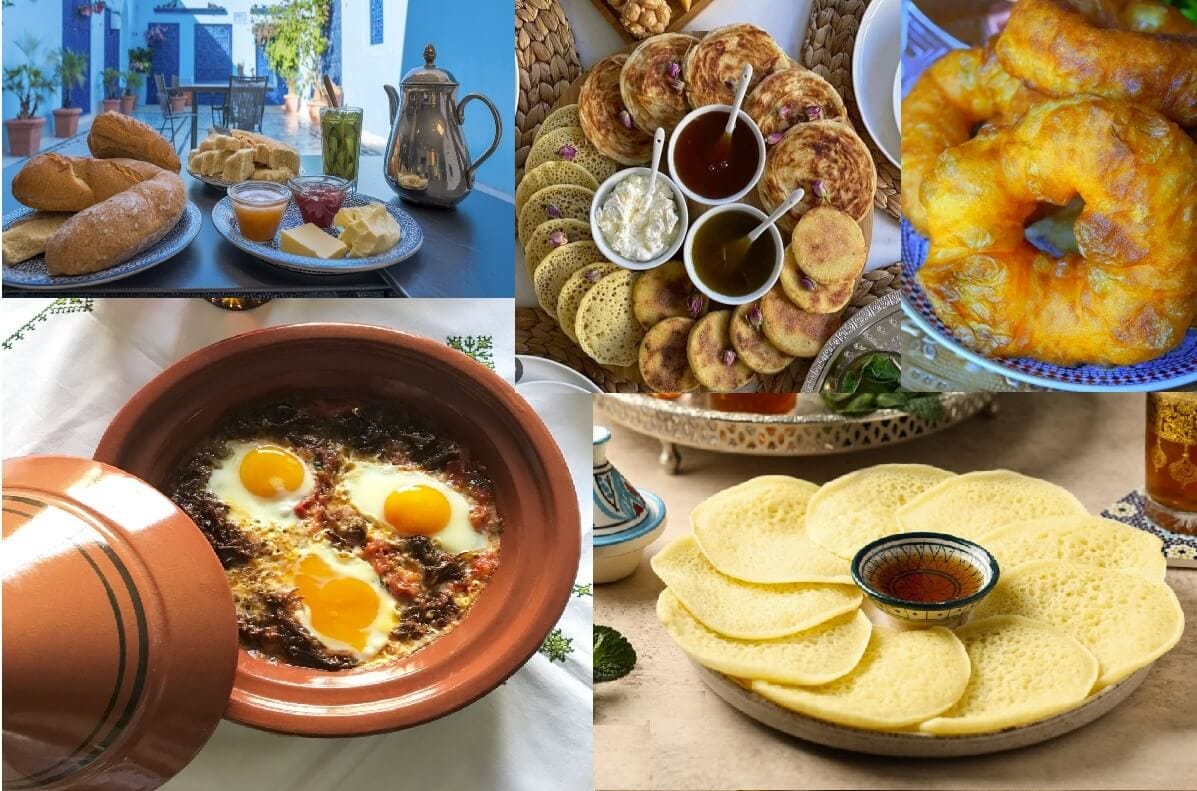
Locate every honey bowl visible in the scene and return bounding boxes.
[851,532,999,626]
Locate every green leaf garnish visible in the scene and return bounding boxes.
[594,625,637,683]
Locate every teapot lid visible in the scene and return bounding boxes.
[401,43,458,88]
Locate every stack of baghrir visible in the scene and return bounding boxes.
[4,112,187,276]
[187,129,300,184]
[653,466,1184,735]
[517,23,877,392]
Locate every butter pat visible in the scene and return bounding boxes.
[333,203,401,257]
[279,223,348,259]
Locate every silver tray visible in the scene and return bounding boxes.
[803,290,900,392]
[595,392,992,471]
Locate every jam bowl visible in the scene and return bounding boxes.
[288,174,351,228]
[851,532,999,625]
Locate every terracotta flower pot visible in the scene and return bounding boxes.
[120,95,136,114]
[5,116,46,156]
[169,96,187,113]
[101,98,121,114]
[307,100,325,125]
[52,107,83,138]
[283,93,298,114]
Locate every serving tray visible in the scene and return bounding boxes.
[803,289,900,392]
[211,193,423,275]
[2,202,202,291]
[694,662,1153,758]
[595,391,991,468]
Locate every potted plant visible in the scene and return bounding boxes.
[121,70,144,113]
[258,0,329,115]
[3,35,54,156]
[50,47,87,137]
[169,88,188,113]
[128,46,153,75]
[100,67,122,113]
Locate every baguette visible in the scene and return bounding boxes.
[88,111,181,172]
[44,168,186,276]
[12,154,164,212]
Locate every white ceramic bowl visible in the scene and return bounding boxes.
[683,203,784,306]
[667,105,767,207]
[893,68,902,137]
[590,167,689,272]
[593,516,668,584]
[853,0,901,167]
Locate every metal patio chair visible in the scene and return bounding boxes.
[212,76,269,133]
[154,73,196,149]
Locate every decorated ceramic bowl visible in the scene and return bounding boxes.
[94,323,579,736]
[593,426,667,583]
[851,532,999,624]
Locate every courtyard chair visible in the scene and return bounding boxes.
[154,73,196,150]
[213,76,269,133]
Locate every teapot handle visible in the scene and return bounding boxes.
[456,93,503,182]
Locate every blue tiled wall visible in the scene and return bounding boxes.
[61,0,91,111]
[104,9,119,72]
[194,23,232,104]
[145,23,180,105]
[325,0,342,84]
[370,0,384,46]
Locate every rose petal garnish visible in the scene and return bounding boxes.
[546,203,562,219]
[619,109,633,129]
[667,61,681,79]
[800,276,817,292]
[724,79,735,90]
[778,104,792,120]
[548,230,568,248]
[812,179,828,200]
[584,268,602,282]
[747,304,763,331]
[805,105,822,121]
[687,293,707,318]
[721,349,737,366]
[670,78,685,92]
[558,144,577,161]
[766,132,783,145]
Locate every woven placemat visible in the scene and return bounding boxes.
[516,0,582,182]
[516,263,901,393]
[801,0,901,220]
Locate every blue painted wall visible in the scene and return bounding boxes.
[402,0,513,194]
[145,22,180,106]
[193,23,233,104]
[61,0,92,112]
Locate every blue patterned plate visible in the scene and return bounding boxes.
[2,203,202,291]
[900,9,1197,392]
[211,192,423,275]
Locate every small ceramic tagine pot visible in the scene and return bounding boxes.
[593,426,667,583]
[852,532,999,628]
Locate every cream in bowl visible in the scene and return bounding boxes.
[591,167,688,271]
[851,532,1000,626]
[667,105,766,206]
[683,203,783,305]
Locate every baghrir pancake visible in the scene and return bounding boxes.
[579,54,654,166]
[621,33,699,134]
[978,515,1167,581]
[684,23,789,108]
[744,68,849,140]
[639,316,700,393]
[758,120,876,232]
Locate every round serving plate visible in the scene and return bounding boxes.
[186,168,237,191]
[899,13,1197,392]
[211,193,423,275]
[803,290,899,392]
[694,662,1153,757]
[2,203,202,291]
[853,0,901,166]
[595,391,991,457]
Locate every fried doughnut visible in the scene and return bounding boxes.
[902,46,1046,235]
[917,98,1197,366]
[996,0,1197,126]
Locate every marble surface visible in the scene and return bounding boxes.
[592,393,1197,790]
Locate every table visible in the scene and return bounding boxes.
[516,0,901,307]
[3,156,514,298]
[593,393,1197,791]
[176,82,229,145]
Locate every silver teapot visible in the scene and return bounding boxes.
[383,44,502,208]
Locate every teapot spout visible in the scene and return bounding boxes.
[384,84,400,123]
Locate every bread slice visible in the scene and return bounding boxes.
[2,212,74,264]
[222,148,256,182]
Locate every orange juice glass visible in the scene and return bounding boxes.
[229,181,290,242]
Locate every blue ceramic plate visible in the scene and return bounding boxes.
[2,203,202,291]
[900,9,1197,391]
[212,192,423,275]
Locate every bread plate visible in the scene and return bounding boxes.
[186,168,238,191]
[694,662,1152,757]
[211,192,423,275]
[2,203,202,291]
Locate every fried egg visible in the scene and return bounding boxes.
[338,462,484,555]
[291,543,397,661]
[207,441,315,529]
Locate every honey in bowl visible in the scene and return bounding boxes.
[228,181,290,243]
[690,209,778,298]
[870,552,985,603]
[672,110,760,200]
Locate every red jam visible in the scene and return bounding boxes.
[288,176,349,228]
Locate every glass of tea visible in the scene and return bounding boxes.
[1145,392,1197,534]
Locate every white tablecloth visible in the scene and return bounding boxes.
[0,297,593,791]
[516,0,901,307]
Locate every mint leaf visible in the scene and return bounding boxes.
[594,625,637,683]
[901,394,945,422]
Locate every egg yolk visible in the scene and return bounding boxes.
[294,553,380,652]
[239,445,305,498]
[384,485,451,535]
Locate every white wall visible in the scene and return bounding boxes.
[339,0,407,149]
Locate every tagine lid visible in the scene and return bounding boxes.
[2,455,238,791]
